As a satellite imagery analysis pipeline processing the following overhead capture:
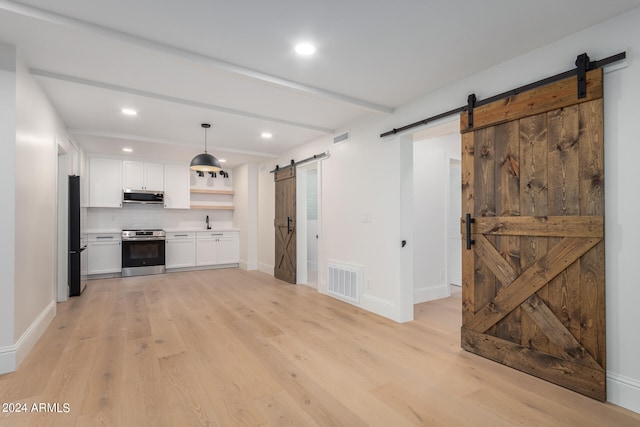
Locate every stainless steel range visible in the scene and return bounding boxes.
[121,229,166,277]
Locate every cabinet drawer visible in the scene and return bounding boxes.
[197,231,226,239]
[196,231,237,239]
[88,233,121,242]
[166,231,196,240]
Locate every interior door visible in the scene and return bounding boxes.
[274,166,297,283]
[460,69,606,400]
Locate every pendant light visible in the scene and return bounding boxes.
[190,123,222,172]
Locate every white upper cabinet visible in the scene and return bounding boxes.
[123,161,164,191]
[164,164,190,209]
[89,157,122,208]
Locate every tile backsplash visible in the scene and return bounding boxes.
[86,205,233,231]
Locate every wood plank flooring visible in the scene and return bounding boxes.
[1,269,639,426]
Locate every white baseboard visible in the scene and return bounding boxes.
[0,300,56,374]
[607,372,640,414]
[166,264,239,274]
[258,262,273,275]
[239,260,258,271]
[15,301,56,368]
[414,284,449,304]
[0,344,16,374]
[316,287,396,321]
[361,294,396,320]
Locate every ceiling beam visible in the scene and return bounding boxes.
[31,68,335,135]
[2,0,394,114]
[69,129,280,158]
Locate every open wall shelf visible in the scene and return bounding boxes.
[190,205,235,210]
[189,188,234,210]
[190,189,235,195]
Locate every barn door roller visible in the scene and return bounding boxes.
[467,94,476,130]
[576,53,591,99]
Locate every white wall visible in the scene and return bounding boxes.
[232,163,258,270]
[413,133,460,303]
[258,125,405,319]
[10,51,74,370]
[257,7,640,412]
[0,43,17,373]
[257,163,275,274]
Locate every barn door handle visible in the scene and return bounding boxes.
[465,213,475,250]
[287,216,292,234]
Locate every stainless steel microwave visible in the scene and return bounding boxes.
[122,189,164,204]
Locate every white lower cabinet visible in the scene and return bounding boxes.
[196,236,218,266]
[87,233,121,274]
[166,232,196,268]
[216,235,240,264]
[196,231,239,266]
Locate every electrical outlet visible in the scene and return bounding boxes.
[367,279,372,290]
[439,270,444,279]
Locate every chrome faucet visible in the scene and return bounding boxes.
[206,215,211,230]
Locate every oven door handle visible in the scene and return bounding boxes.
[122,237,166,241]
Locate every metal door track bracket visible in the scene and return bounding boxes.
[575,53,591,99]
[467,94,476,129]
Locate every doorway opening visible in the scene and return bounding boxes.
[447,158,462,292]
[411,119,461,305]
[296,161,320,288]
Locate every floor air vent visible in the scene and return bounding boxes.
[327,262,361,304]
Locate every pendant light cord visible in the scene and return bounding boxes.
[204,126,208,154]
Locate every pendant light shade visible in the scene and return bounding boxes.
[190,123,222,172]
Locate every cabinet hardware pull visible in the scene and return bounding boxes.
[96,236,114,239]
[175,234,188,237]
[287,216,292,234]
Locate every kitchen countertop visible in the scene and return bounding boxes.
[84,229,122,234]
[83,228,239,234]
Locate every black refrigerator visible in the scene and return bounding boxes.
[68,175,85,296]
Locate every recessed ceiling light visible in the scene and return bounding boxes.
[261,132,273,139]
[122,148,133,152]
[295,43,316,56]
[121,108,138,116]
[219,159,227,163]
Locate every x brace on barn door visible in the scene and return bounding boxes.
[379,51,626,138]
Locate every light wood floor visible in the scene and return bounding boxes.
[1,269,639,426]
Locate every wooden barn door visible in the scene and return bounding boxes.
[460,68,606,400]
[274,166,297,283]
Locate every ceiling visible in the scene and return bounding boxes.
[1,0,639,167]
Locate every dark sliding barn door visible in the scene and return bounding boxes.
[460,68,606,400]
[274,166,296,283]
